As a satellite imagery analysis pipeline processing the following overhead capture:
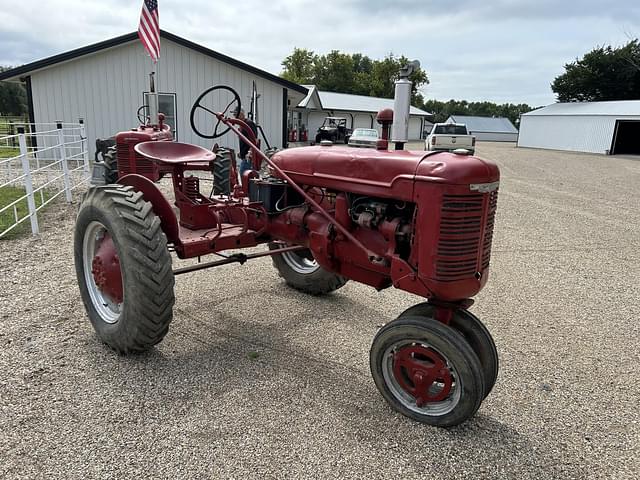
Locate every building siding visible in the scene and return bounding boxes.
[518,114,640,154]
[30,39,286,153]
[472,132,519,142]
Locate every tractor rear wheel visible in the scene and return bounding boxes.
[212,149,232,195]
[103,145,118,184]
[268,243,348,295]
[398,303,499,398]
[74,185,175,353]
[370,315,485,427]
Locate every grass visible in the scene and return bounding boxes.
[247,351,260,360]
[0,147,21,159]
[1,115,30,159]
[0,186,51,239]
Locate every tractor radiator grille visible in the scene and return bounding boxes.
[117,144,155,175]
[436,191,498,281]
[482,191,498,270]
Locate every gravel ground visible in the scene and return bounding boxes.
[1,142,638,479]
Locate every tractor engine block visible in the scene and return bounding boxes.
[114,126,173,182]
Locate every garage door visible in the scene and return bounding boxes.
[353,114,373,129]
[409,117,423,140]
[612,120,640,154]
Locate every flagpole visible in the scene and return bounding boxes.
[138,0,161,125]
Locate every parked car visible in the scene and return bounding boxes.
[425,123,475,154]
[348,128,379,148]
[315,117,352,144]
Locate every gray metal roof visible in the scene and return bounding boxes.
[298,84,322,109]
[297,85,431,116]
[523,100,640,116]
[448,115,518,133]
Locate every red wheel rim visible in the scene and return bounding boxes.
[91,232,123,304]
[392,345,453,407]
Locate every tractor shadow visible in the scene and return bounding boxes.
[83,283,586,478]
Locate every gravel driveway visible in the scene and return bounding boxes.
[1,142,638,479]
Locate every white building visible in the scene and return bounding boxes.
[446,115,519,142]
[293,85,432,141]
[0,30,308,152]
[518,101,640,155]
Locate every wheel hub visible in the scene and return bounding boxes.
[91,232,123,304]
[393,345,453,406]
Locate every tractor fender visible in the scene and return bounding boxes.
[118,174,180,244]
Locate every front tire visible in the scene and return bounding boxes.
[398,303,499,398]
[74,185,175,353]
[370,315,485,427]
[268,243,348,295]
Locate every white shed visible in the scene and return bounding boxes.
[517,101,640,155]
[294,85,432,141]
[446,115,519,142]
[0,30,307,153]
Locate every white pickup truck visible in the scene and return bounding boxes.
[425,123,475,154]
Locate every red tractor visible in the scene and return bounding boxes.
[75,80,500,427]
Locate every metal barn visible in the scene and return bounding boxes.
[0,30,307,154]
[446,115,519,142]
[518,101,640,155]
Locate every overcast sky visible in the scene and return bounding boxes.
[1,0,639,106]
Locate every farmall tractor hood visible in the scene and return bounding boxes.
[271,146,500,201]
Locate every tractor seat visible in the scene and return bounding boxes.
[134,141,216,165]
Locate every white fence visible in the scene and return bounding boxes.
[0,122,91,238]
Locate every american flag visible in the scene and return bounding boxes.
[138,0,160,62]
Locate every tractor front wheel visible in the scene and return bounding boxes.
[370,315,485,427]
[268,243,348,295]
[398,303,499,398]
[74,185,175,353]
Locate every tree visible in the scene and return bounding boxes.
[313,50,358,93]
[0,67,27,116]
[552,39,640,102]
[280,49,429,104]
[281,48,316,85]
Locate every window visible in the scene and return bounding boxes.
[434,124,468,135]
[143,92,178,140]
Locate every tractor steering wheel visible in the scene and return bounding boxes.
[190,85,242,139]
[137,105,150,125]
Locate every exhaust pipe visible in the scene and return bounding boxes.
[147,72,160,129]
[392,60,420,150]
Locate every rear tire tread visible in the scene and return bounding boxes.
[103,145,118,184]
[75,185,175,353]
[213,151,232,195]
